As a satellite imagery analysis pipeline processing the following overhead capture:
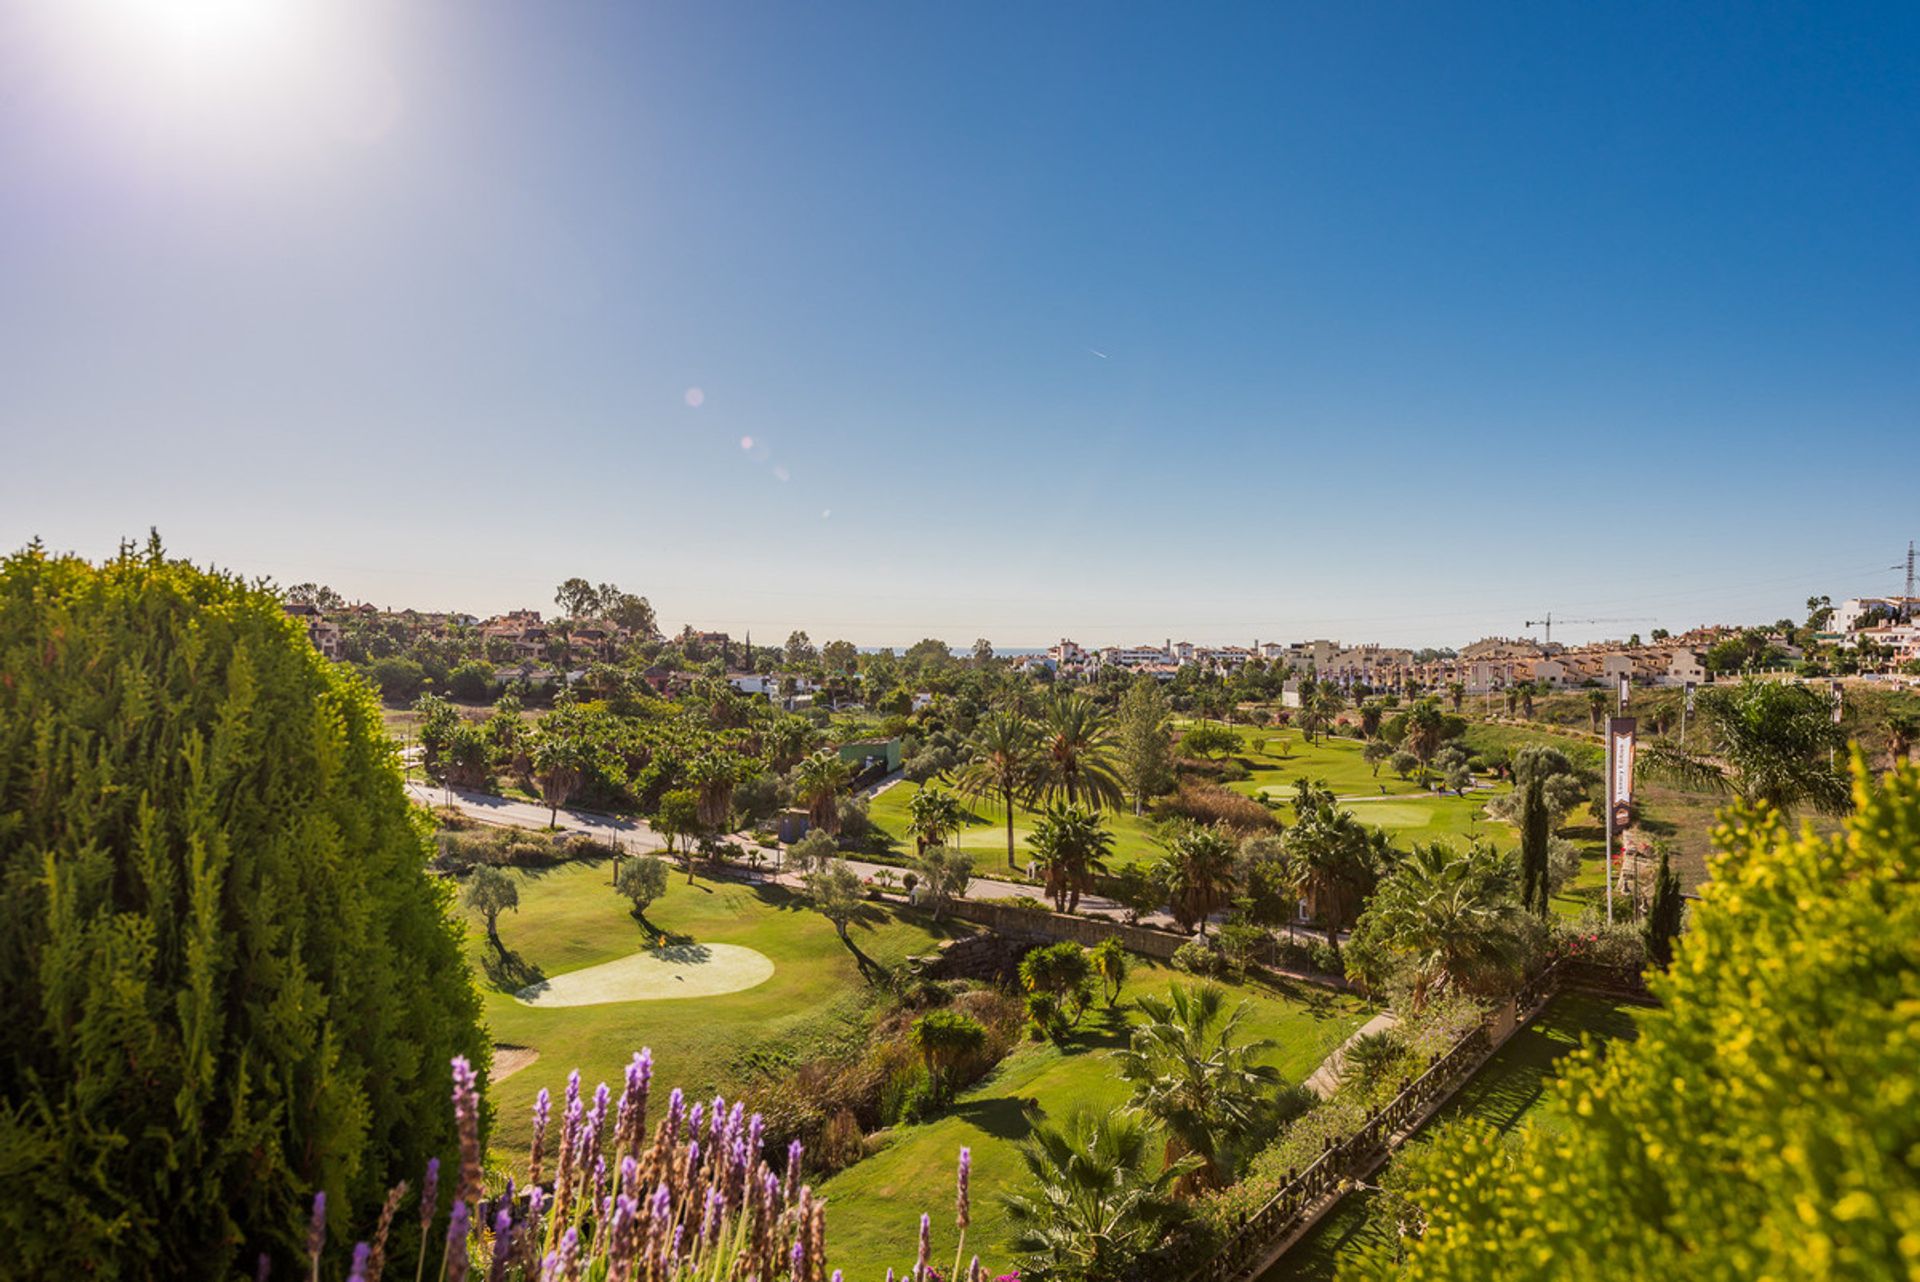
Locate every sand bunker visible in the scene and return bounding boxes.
[515,943,774,1007]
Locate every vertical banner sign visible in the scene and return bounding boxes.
[1609,717,1637,830]
[1617,671,1631,711]
[1831,679,1843,725]
[1685,681,1696,713]
[1605,716,1637,924]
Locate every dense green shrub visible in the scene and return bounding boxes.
[0,541,488,1277]
[1366,759,1920,1279]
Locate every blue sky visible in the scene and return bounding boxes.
[2,1,1915,648]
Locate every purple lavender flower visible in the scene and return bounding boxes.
[452,1056,483,1205]
[444,1199,471,1282]
[785,1138,804,1202]
[307,1191,327,1265]
[651,1182,672,1227]
[687,1101,704,1141]
[709,1095,726,1143]
[420,1158,441,1232]
[257,1252,272,1282]
[957,1147,971,1230]
[917,1211,932,1276]
[530,1087,553,1179]
[790,1238,807,1282]
[487,1208,514,1282]
[346,1243,371,1282]
[667,1086,685,1129]
[833,1272,845,1282]
[747,1112,765,1159]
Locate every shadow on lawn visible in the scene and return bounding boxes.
[482,947,545,992]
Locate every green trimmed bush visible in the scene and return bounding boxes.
[0,541,488,1277]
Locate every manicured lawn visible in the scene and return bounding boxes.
[868,727,1515,873]
[1263,991,1644,1280]
[819,965,1372,1280]
[461,861,972,1172]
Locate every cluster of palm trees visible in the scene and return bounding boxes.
[1004,983,1295,1280]
[953,692,1125,868]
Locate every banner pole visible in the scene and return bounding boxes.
[1604,725,1614,926]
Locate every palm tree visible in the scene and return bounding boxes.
[906,786,967,856]
[763,715,819,772]
[1446,681,1465,713]
[1587,688,1610,734]
[1516,681,1537,719]
[1400,699,1447,776]
[1114,983,1282,1189]
[531,734,584,827]
[687,751,741,833]
[791,750,852,835]
[1158,824,1237,936]
[1033,693,1125,810]
[1001,1110,1197,1282]
[956,708,1038,869]
[1028,804,1115,913]
[1886,713,1918,770]
[1636,678,1848,817]
[1346,841,1526,1008]
[1282,790,1384,953]
[1359,700,1385,738]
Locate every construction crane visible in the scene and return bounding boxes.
[1893,541,1916,623]
[1524,613,1657,645]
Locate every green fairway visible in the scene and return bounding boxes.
[818,966,1372,1280]
[868,727,1515,872]
[460,861,972,1171]
[1262,991,1644,1280]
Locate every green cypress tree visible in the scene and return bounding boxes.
[1517,776,1552,916]
[0,537,488,1278]
[1643,845,1684,969]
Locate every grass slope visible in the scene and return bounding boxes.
[461,861,971,1170]
[819,967,1370,1280]
[1261,992,1644,1281]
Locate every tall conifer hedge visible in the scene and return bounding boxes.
[0,538,488,1277]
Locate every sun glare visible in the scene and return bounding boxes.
[20,0,399,157]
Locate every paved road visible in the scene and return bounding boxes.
[405,781,665,850]
[408,780,1186,929]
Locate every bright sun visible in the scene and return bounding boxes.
[20,0,398,155]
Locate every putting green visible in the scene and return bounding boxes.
[514,943,774,1007]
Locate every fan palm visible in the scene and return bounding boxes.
[906,786,967,856]
[687,751,741,832]
[1001,1109,1197,1282]
[1158,824,1237,936]
[1636,678,1848,817]
[1347,841,1525,1008]
[790,750,852,835]
[1113,982,1282,1188]
[1028,804,1115,914]
[955,708,1038,869]
[1033,693,1125,810]
[1282,791,1384,952]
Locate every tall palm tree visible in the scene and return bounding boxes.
[1028,804,1115,913]
[1114,983,1282,1189]
[1401,699,1447,774]
[1637,678,1848,817]
[1516,681,1537,719]
[1158,824,1237,936]
[1282,791,1385,952]
[763,715,819,773]
[1346,841,1525,1008]
[955,708,1038,869]
[687,751,741,832]
[1033,694,1125,810]
[1446,681,1465,713]
[906,786,967,856]
[790,750,852,835]
[1885,713,1918,770]
[1587,688,1610,734]
[1001,1110,1197,1282]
